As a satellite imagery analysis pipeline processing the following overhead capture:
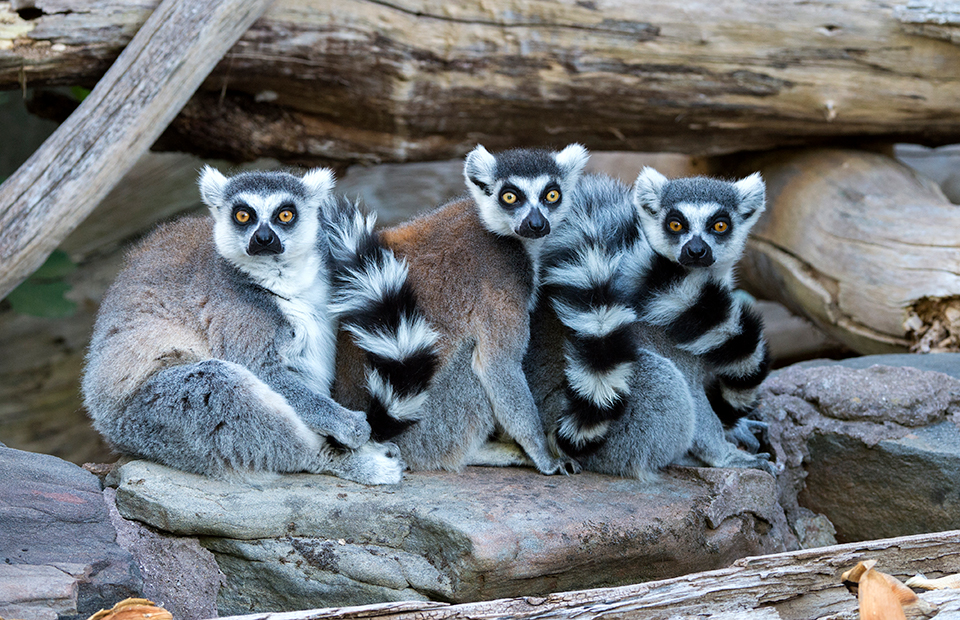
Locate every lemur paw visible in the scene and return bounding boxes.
[539,455,582,476]
[324,441,405,485]
[328,408,372,450]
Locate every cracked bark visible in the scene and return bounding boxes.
[2,0,960,167]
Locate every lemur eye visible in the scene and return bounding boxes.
[500,191,518,205]
[668,220,684,233]
[278,209,295,223]
[713,221,729,233]
[234,210,252,224]
[545,189,561,203]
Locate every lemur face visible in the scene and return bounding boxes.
[632,167,766,270]
[464,144,589,241]
[199,167,334,267]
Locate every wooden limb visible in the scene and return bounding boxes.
[212,530,960,620]
[4,1,960,165]
[727,148,960,356]
[0,0,273,300]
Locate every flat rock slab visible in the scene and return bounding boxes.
[114,461,788,616]
[0,446,141,620]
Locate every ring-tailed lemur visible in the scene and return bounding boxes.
[533,170,773,478]
[82,167,435,484]
[334,144,588,474]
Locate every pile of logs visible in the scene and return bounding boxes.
[3,0,960,352]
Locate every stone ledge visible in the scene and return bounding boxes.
[113,461,789,615]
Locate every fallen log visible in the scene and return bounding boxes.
[0,0,273,300]
[210,529,960,620]
[729,148,960,355]
[3,1,960,166]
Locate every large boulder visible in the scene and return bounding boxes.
[113,461,790,616]
[0,447,141,620]
[759,355,960,544]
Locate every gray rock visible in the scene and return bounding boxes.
[114,460,790,615]
[759,360,960,544]
[0,446,141,620]
[105,488,224,620]
[787,352,960,380]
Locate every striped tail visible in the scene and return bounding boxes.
[325,201,440,442]
[632,254,770,434]
[542,234,641,459]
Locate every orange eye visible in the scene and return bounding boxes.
[668,220,683,233]
[278,209,295,223]
[235,210,251,224]
[545,189,560,203]
[713,221,729,233]
[501,191,518,205]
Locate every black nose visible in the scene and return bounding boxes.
[248,225,283,255]
[517,209,551,239]
[679,236,713,267]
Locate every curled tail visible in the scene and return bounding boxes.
[702,301,771,450]
[326,201,440,442]
[633,257,770,438]
[542,231,641,458]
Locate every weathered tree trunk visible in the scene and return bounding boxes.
[3,1,960,167]
[210,529,960,620]
[729,148,960,356]
[0,0,273,300]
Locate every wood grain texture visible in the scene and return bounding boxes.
[731,149,960,356]
[0,0,273,300]
[3,0,960,166]
[211,530,960,620]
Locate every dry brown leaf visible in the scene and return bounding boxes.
[842,559,879,595]
[859,567,908,620]
[905,572,960,590]
[86,598,172,620]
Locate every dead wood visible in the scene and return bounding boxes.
[211,529,960,620]
[0,0,273,300]
[728,148,960,356]
[3,1,960,166]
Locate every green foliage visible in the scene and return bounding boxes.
[6,250,78,318]
[69,86,91,102]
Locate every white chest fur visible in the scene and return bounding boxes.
[243,252,337,395]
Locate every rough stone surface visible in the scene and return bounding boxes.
[789,352,960,380]
[758,359,960,543]
[0,446,141,620]
[114,460,789,616]
[105,488,224,620]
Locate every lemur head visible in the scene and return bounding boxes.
[199,166,335,269]
[464,144,589,241]
[632,167,766,270]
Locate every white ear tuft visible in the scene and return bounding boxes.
[632,167,669,216]
[301,167,336,200]
[198,165,229,208]
[463,145,497,193]
[554,143,590,180]
[733,172,766,219]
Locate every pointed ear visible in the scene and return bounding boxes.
[733,172,766,220]
[463,145,497,195]
[554,143,589,181]
[198,165,229,208]
[632,167,669,216]
[301,167,336,201]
